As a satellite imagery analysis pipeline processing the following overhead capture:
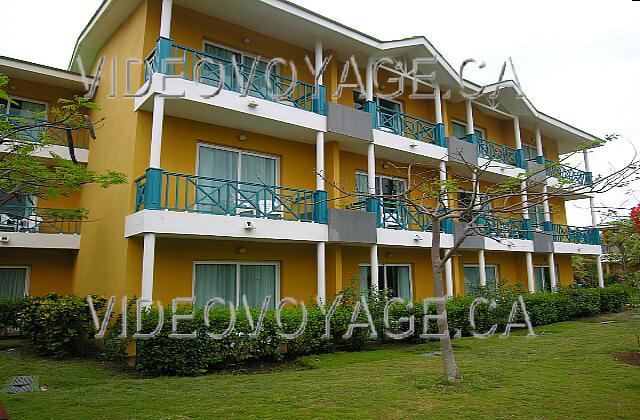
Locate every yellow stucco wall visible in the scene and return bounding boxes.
[0,249,75,296]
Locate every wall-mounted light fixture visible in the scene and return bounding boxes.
[237,247,247,254]
[238,134,247,142]
[381,162,391,169]
[242,37,251,44]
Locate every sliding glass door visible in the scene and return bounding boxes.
[196,145,277,214]
[194,262,278,309]
[359,264,412,299]
[0,267,28,299]
[463,265,498,295]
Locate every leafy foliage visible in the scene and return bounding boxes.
[0,297,25,337]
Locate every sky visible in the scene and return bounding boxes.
[0,0,638,226]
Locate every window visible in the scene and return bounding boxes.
[355,172,406,214]
[359,264,412,299]
[451,120,484,139]
[1,97,48,140]
[202,42,276,98]
[463,265,498,295]
[197,144,278,213]
[529,204,546,228]
[0,267,29,299]
[534,266,558,292]
[522,144,538,162]
[457,190,492,222]
[194,262,278,308]
[353,91,403,133]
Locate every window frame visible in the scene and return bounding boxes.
[358,263,413,299]
[192,260,280,307]
[463,263,499,292]
[355,171,407,195]
[353,89,404,114]
[196,142,280,186]
[0,96,49,117]
[450,118,485,139]
[202,40,277,72]
[0,266,30,298]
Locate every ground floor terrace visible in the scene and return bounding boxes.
[0,235,570,305]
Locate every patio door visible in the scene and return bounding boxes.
[463,265,498,295]
[197,145,277,214]
[534,266,555,292]
[359,264,412,299]
[0,267,28,299]
[1,97,47,141]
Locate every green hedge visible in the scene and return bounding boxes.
[0,297,25,337]
[20,294,106,357]
[0,284,634,373]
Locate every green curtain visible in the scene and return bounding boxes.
[464,266,480,295]
[240,265,276,309]
[0,268,27,299]
[386,266,411,299]
[197,146,238,214]
[194,264,236,307]
[359,265,369,294]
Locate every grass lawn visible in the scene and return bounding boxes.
[1,309,639,419]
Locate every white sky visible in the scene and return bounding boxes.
[0,0,638,226]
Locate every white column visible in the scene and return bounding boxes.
[465,100,474,135]
[513,116,522,149]
[160,0,173,38]
[445,256,453,297]
[521,181,530,220]
[367,143,376,194]
[525,252,535,293]
[439,160,448,206]
[542,185,551,223]
[141,233,156,301]
[548,252,557,290]
[370,245,379,293]
[316,132,324,190]
[596,255,605,288]
[315,39,323,85]
[478,249,487,286]
[434,84,443,124]
[317,242,326,304]
[365,58,374,102]
[150,95,165,168]
[535,127,544,158]
[586,149,604,287]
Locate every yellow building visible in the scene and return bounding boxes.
[0,0,605,305]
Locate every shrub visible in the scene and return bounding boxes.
[0,297,25,337]
[20,294,106,357]
[597,284,631,313]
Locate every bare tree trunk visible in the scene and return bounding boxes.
[431,218,460,381]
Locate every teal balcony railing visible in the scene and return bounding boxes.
[543,159,592,186]
[475,214,531,240]
[363,101,446,147]
[466,134,524,168]
[145,37,326,115]
[548,223,600,245]
[365,199,453,233]
[0,206,81,235]
[135,168,328,224]
[1,113,91,149]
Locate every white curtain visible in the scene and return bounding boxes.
[240,154,276,186]
[194,264,236,307]
[240,265,276,309]
[0,268,27,299]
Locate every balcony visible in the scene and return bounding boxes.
[550,223,600,245]
[145,37,326,115]
[465,134,525,169]
[364,199,452,233]
[542,159,592,187]
[0,206,81,249]
[134,168,327,224]
[363,102,446,147]
[475,214,531,240]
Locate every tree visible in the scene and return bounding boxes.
[324,135,639,381]
[601,219,640,275]
[0,73,126,223]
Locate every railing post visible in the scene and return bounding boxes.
[366,198,382,227]
[465,133,477,145]
[143,168,163,210]
[313,190,328,224]
[441,218,453,234]
[363,101,378,128]
[313,85,327,115]
[543,221,553,233]
[434,123,447,147]
[522,218,533,240]
[515,149,526,169]
[536,155,546,165]
[591,228,601,245]
[585,171,593,186]
[155,37,173,75]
